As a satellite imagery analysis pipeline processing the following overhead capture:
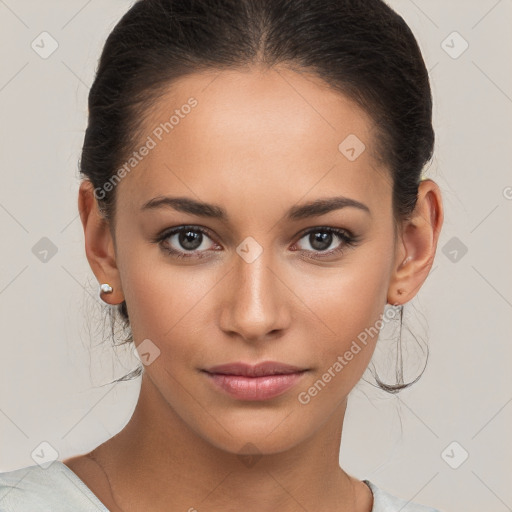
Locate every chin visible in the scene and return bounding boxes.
[195,414,310,457]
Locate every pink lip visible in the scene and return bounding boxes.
[202,361,308,401]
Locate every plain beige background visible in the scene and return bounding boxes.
[1,1,511,511]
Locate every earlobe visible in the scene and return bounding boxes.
[387,179,444,305]
[78,180,125,305]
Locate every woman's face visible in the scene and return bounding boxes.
[105,67,401,453]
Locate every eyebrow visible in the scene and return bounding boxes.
[141,195,371,221]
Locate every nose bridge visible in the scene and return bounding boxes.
[220,242,289,341]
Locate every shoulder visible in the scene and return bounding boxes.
[0,461,108,512]
[364,480,442,512]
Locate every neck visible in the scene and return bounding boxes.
[90,373,365,512]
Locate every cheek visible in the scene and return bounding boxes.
[303,244,393,379]
[119,247,221,355]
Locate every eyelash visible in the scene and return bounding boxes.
[153,225,359,260]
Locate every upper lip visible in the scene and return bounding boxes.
[203,361,307,377]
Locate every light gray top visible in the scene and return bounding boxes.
[0,461,441,511]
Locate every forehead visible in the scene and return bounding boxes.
[117,66,391,220]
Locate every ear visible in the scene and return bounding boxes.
[78,180,125,305]
[387,179,444,306]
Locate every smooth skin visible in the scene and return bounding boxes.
[64,65,443,512]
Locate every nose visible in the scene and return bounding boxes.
[219,248,291,344]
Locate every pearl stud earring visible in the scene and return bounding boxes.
[99,283,113,297]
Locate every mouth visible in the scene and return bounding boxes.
[201,361,308,401]
[202,361,308,377]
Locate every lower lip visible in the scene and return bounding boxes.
[203,371,307,401]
